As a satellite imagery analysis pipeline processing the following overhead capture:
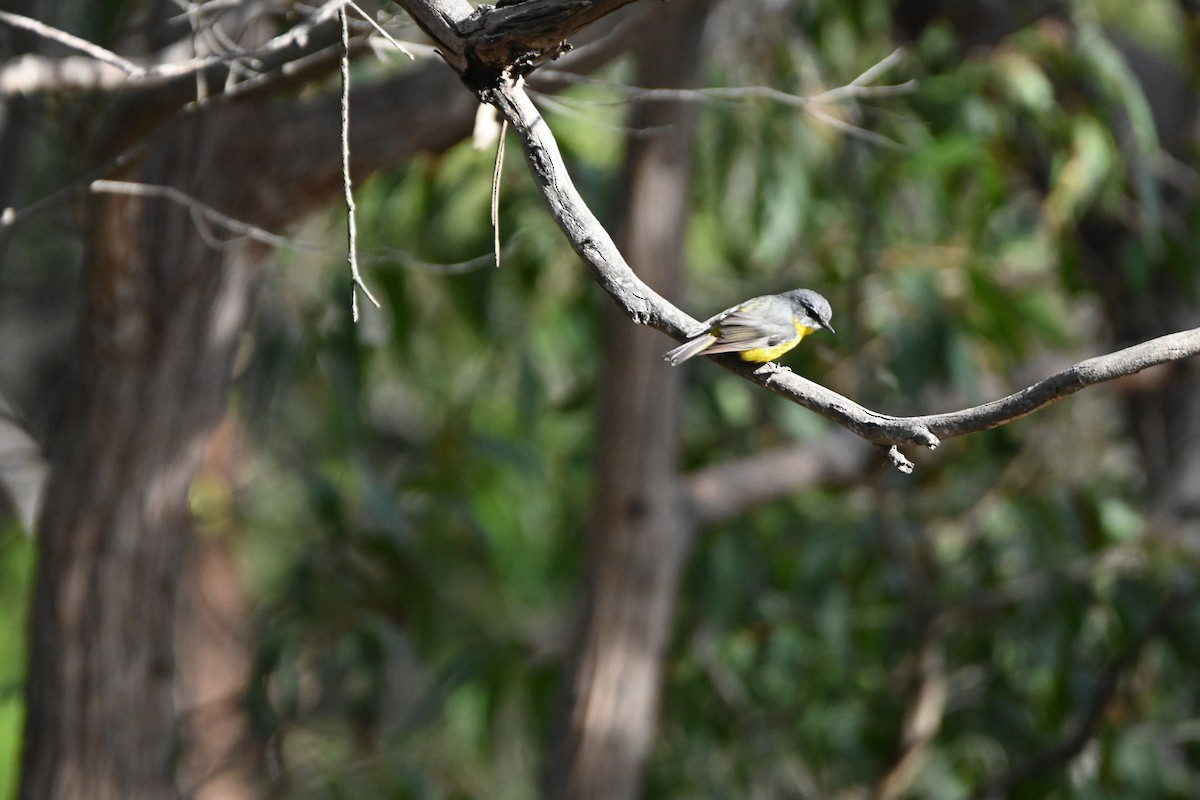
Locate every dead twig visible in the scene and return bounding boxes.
[338,5,381,321]
[0,10,144,76]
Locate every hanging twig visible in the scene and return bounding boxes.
[339,4,381,322]
[492,118,508,268]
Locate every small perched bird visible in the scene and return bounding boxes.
[664,288,834,365]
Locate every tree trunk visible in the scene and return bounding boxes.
[545,3,713,798]
[19,107,268,800]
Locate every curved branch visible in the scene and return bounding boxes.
[742,328,1200,447]
[392,0,1200,471]
[907,331,1200,437]
[487,81,1200,468]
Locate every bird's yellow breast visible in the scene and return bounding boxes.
[737,320,817,363]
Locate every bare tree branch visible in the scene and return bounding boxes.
[88,180,312,250]
[0,2,354,97]
[0,10,144,75]
[464,0,641,69]
[392,0,1200,472]
[484,79,1200,469]
[491,114,508,269]
[88,179,516,271]
[382,0,1200,471]
[685,432,871,526]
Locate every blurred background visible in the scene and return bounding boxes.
[2,0,1200,798]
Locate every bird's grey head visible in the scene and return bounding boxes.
[787,289,835,334]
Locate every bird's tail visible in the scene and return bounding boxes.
[664,334,718,365]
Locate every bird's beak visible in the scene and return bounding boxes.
[822,321,835,334]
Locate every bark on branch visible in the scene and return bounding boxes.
[396,0,638,82]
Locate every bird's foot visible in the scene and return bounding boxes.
[753,361,788,376]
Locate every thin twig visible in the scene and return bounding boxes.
[366,248,502,273]
[848,47,906,88]
[532,67,914,148]
[0,10,144,76]
[804,103,907,149]
[534,72,916,107]
[88,180,317,250]
[339,5,380,322]
[0,2,348,96]
[346,0,416,59]
[0,122,168,241]
[525,88,678,136]
[882,445,915,474]
[492,118,507,268]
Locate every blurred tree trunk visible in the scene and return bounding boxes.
[544,3,714,798]
[19,107,269,800]
[12,15,467,799]
[15,81,478,800]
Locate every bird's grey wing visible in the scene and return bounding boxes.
[700,335,777,355]
[706,301,794,351]
[698,294,773,329]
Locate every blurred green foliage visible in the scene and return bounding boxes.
[3,0,1200,798]
[0,530,31,800]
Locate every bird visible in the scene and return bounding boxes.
[663,288,834,366]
